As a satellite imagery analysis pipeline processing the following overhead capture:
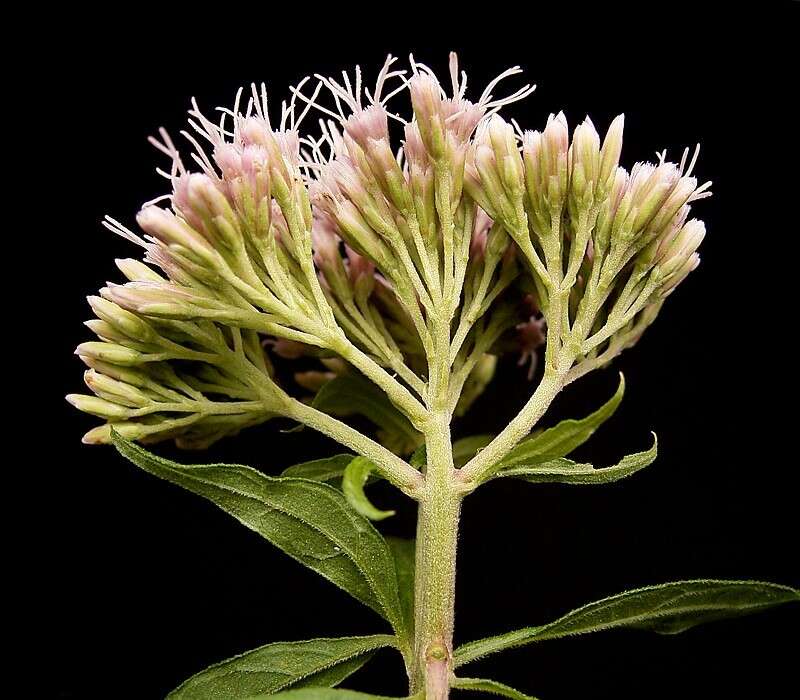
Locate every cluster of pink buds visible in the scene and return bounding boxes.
[466,108,710,372]
[69,54,709,450]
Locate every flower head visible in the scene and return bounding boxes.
[69,54,709,449]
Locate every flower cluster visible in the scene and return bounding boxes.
[466,111,710,374]
[69,54,709,449]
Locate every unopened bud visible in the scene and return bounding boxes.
[115,258,164,283]
[66,394,133,419]
[81,422,147,445]
[599,114,625,189]
[136,206,220,269]
[84,369,151,407]
[76,342,144,366]
[570,117,600,201]
[409,73,447,158]
[87,296,156,342]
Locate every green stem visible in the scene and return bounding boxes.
[411,411,460,700]
[334,337,429,429]
[458,367,568,487]
[281,396,423,497]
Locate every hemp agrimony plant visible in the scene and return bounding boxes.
[68,54,797,699]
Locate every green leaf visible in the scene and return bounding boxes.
[343,457,395,521]
[313,374,422,455]
[281,455,355,482]
[452,677,539,700]
[169,635,396,699]
[111,434,408,643]
[387,537,416,638]
[454,579,800,667]
[410,434,494,469]
[263,690,404,700]
[495,433,657,485]
[499,373,624,468]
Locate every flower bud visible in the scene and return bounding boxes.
[175,173,241,249]
[598,114,624,189]
[104,281,221,320]
[76,342,145,366]
[136,206,220,269]
[239,119,299,201]
[84,319,132,344]
[523,112,569,213]
[646,176,697,235]
[409,73,447,158]
[487,115,524,196]
[84,369,151,407]
[570,117,601,204]
[66,394,133,419]
[79,357,153,389]
[333,200,391,267]
[365,138,412,213]
[87,296,157,343]
[344,105,390,150]
[659,254,700,297]
[474,144,512,221]
[80,422,148,445]
[115,258,165,283]
[656,219,705,276]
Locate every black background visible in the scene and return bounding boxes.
[42,4,798,699]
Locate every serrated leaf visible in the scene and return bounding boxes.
[499,373,624,468]
[452,677,539,700]
[343,457,395,521]
[410,434,494,469]
[454,579,800,667]
[281,455,355,482]
[313,374,422,455]
[111,434,408,644]
[387,537,416,638]
[169,635,396,699]
[495,433,657,485]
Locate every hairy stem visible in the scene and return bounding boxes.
[458,366,569,486]
[281,396,423,497]
[334,336,429,429]
[412,410,460,699]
